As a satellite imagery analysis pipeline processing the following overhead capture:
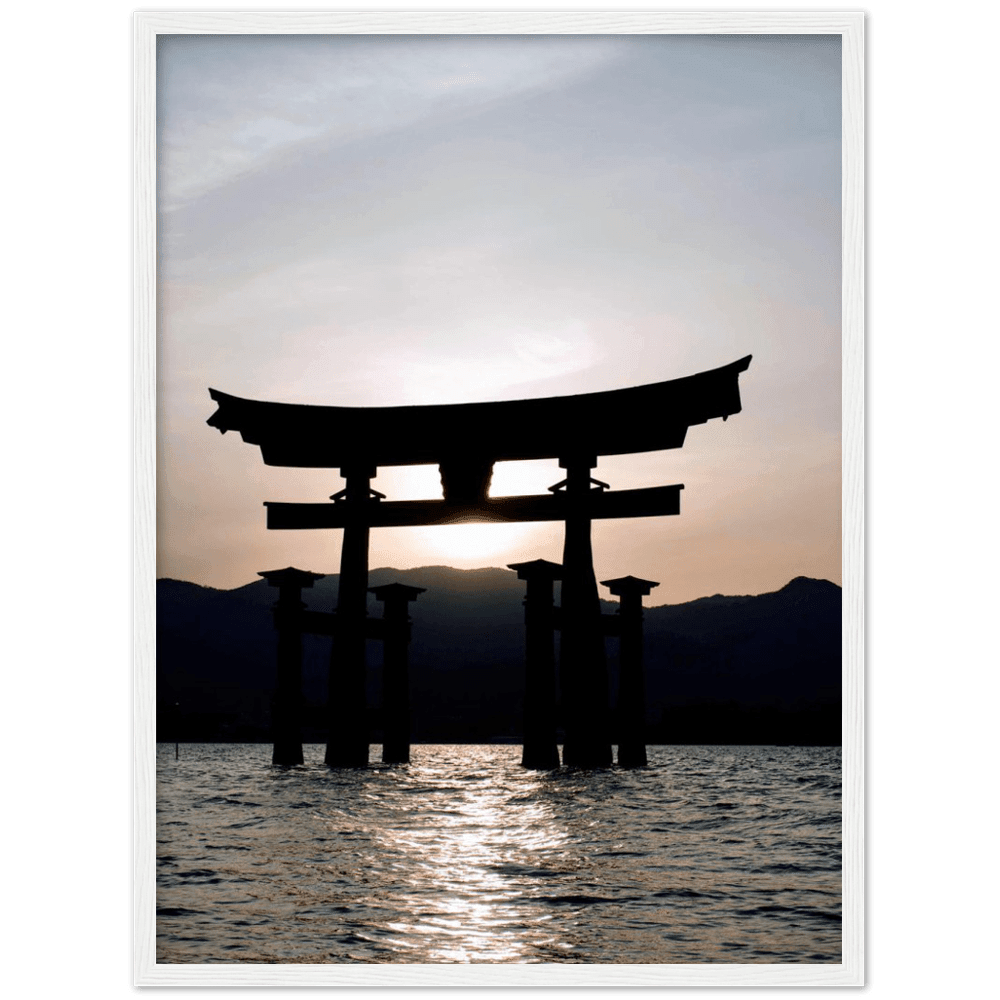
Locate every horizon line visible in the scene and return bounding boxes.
[155,567,841,605]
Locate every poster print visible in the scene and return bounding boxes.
[134,7,861,987]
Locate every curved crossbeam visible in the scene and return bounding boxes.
[207,355,751,470]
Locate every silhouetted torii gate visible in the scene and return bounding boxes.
[208,354,751,768]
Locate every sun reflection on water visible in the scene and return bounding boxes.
[157,744,843,964]
[370,749,572,962]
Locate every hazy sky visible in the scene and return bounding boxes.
[156,33,842,603]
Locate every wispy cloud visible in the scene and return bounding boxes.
[157,34,627,211]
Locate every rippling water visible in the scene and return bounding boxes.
[156,744,841,964]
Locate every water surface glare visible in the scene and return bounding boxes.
[156,744,841,963]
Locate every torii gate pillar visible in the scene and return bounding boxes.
[509,559,562,770]
[603,575,659,768]
[258,566,325,766]
[558,456,612,768]
[325,465,377,768]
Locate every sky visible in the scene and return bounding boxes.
[156,33,842,603]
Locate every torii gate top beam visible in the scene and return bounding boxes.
[206,355,751,471]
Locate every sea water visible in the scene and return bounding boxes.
[156,743,841,964]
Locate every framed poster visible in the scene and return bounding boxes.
[131,9,870,992]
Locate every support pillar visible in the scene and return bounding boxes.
[602,575,659,768]
[369,583,425,764]
[555,455,612,767]
[508,559,562,770]
[258,567,325,766]
[325,465,378,767]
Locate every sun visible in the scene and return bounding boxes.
[414,521,533,564]
[373,460,565,567]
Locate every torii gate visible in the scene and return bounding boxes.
[207,354,751,768]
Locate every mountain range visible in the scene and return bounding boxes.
[156,566,841,745]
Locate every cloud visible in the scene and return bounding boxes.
[157,34,627,212]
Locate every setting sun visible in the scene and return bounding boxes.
[412,521,534,563]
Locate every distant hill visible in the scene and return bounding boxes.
[156,568,841,745]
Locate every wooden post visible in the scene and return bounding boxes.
[602,575,659,768]
[556,456,612,768]
[258,566,325,766]
[325,466,377,767]
[369,583,425,764]
[509,560,562,770]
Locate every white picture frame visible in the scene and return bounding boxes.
[134,8,864,987]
